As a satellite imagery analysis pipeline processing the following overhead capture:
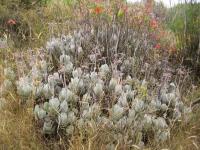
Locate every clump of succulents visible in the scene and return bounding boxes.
[16,76,33,100]
[0,67,16,96]
[15,26,191,147]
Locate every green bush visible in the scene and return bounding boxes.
[167,3,200,72]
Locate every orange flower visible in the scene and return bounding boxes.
[154,44,161,49]
[7,19,16,25]
[94,6,103,14]
[150,19,158,29]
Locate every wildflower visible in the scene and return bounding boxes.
[154,43,161,49]
[7,19,16,25]
[150,19,158,29]
[93,6,103,15]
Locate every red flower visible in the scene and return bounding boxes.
[150,19,158,29]
[7,19,16,25]
[94,0,102,2]
[94,6,103,14]
[154,44,161,49]
[122,5,128,13]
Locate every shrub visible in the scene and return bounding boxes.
[167,2,200,73]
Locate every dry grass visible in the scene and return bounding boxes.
[0,92,200,150]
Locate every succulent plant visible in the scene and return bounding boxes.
[43,118,56,135]
[16,77,33,99]
[4,67,16,81]
[111,104,124,121]
[99,64,110,79]
[48,97,60,115]
[12,26,191,147]
[93,82,104,97]
[34,105,47,120]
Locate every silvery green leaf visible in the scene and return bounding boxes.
[48,75,56,88]
[37,108,47,120]
[34,105,46,119]
[82,109,92,119]
[35,84,43,98]
[118,93,128,107]
[60,54,71,65]
[90,71,98,83]
[81,101,90,111]
[126,90,135,102]
[16,77,33,98]
[161,104,168,111]
[59,88,68,101]
[116,116,127,130]
[77,118,85,129]
[173,110,181,120]
[68,111,76,123]
[72,68,82,78]
[43,102,49,112]
[99,64,110,79]
[66,89,77,102]
[111,104,124,121]
[123,84,132,92]
[115,84,123,96]
[64,62,73,74]
[60,100,68,113]
[155,130,170,142]
[49,97,60,114]
[42,84,53,99]
[143,114,153,129]
[43,119,55,134]
[58,112,68,126]
[82,93,91,103]
[66,125,74,135]
[153,117,168,129]
[109,78,118,91]
[69,77,84,94]
[94,83,104,97]
[134,99,145,112]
